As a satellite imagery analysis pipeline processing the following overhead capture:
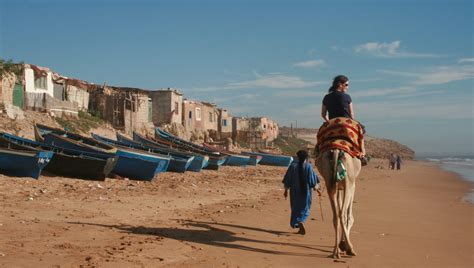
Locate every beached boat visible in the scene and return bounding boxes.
[155,127,216,153]
[92,133,193,173]
[223,154,251,167]
[154,133,225,170]
[154,128,227,170]
[202,143,252,167]
[247,154,263,166]
[0,147,53,179]
[241,151,293,167]
[129,132,209,172]
[35,124,170,181]
[0,132,116,180]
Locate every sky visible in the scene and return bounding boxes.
[0,0,473,155]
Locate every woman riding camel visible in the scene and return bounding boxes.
[321,75,353,122]
[320,75,367,163]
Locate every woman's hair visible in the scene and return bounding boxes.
[296,150,309,193]
[328,75,349,93]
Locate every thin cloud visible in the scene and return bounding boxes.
[228,73,323,89]
[377,69,419,77]
[385,89,445,99]
[288,104,322,117]
[191,73,325,92]
[293,59,326,68]
[378,65,474,85]
[355,41,439,58]
[358,99,473,120]
[351,86,416,98]
[274,90,324,98]
[413,65,474,85]
[212,93,259,103]
[458,58,474,64]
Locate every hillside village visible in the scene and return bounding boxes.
[0,61,278,149]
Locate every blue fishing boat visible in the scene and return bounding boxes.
[247,155,263,166]
[223,154,250,167]
[153,128,226,170]
[0,132,116,181]
[206,157,227,170]
[202,143,251,167]
[0,148,53,179]
[35,124,170,181]
[91,133,193,173]
[155,133,224,170]
[155,128,216,154]
[241,151,293,167]
[129,132,209,172]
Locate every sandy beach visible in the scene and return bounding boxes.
[0,158,472,267]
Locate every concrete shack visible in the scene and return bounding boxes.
[218,108,233,139]
[89,86,153,134]
[182,100,218,136]
[249,117,279,142]
[24,64,78,117]
[232,116,250,142]
[149,88,183,126]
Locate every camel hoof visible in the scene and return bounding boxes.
[338,241,349,252]
[330,252,341,259]
[346,249,357,256]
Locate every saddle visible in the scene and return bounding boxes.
[315,117,365,158]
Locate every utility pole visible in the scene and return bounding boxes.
[295,120,298,138]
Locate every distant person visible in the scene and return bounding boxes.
[396,154,403,170]
[282,150,320,235]
[389,153,397,169]
[320,75,367,164]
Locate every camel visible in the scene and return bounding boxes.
[315,149,361,259]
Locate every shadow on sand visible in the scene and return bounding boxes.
[70,220,332,257]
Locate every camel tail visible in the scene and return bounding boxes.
[331,149,340,187]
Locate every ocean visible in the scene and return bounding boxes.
[420,155,474,203]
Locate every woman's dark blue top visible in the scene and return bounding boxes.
[323,91,352,119]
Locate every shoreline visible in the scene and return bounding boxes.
[0,158,473,267]
[415,158,474,203]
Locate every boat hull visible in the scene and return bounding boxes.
[131,132,208,172]
[0,133,116,181]
[0,148,53,179]
[241,151,293,167]
[154,128,226,170]
[204,156,227,170]
[113,150,169,181]
[247,155,263,166]
[93,133,192,173]
[223,154,250,167]
[37,125,169,181]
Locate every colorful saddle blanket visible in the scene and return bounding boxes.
[316,117,364,158]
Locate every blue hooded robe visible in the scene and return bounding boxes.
[282,160,318,228]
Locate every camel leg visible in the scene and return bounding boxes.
[338,188,349,253]
[347,190,355,234]
[344,189,357,256]
[328,187,341,259]
[339,185,357,256]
